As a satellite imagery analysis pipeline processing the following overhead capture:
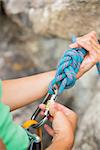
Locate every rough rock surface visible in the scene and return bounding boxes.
[73,80,100,150]
[0,0,100,149]
[2,0,100,38]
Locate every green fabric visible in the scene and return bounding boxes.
[0,80,30,150]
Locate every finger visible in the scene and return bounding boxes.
[49,101,57,117]
[40,111,45,116]
[55,102,76,117]
[69,42,79,48]
[50,102,77,130]
[70,38,92,52]
[88,31,97,42]
[39,103,54,122]
[90,33,97,42]
[44,124,54,136]
[74,35,95,52]
[91,39,100,52]
[77,38,93,51]
[83,31,97,41]
[53,111,76,134]
[76,33,99,53]
[39,104,46,111]
[69,31,98,49]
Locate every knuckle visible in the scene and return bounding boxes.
[77,37,87,44]
[90,31,96,38]
[91,31,96,35]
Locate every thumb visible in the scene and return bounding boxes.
[49,101,57,117]
[49,102,71,132]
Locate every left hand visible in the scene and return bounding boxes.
[39,102,77,150]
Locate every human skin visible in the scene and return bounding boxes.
[1,71,56,110]
[0,31,99,150]
[0,140,6,150]
[39,102,77,150]
[1,31,100,111]
[69,31,100,78]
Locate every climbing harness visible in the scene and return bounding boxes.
[22,120,42,150]
[23,40,100,149]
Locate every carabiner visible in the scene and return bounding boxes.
[31,85,58,129]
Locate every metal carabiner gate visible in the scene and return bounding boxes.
[31,85,58,128]
[23,85,58,150]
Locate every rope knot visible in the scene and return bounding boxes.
[48,48,87,95]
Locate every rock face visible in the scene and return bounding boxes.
[73,82,100,150]
[2,0,100,38]
[0,0,100,149]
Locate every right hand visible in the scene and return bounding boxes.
[69,31,100,78]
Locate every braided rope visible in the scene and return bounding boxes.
[48,47,99,95]
[96,62,100,74]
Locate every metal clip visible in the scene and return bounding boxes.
[22,119,43,150]
[31,85,58,129]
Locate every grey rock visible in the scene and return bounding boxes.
[2,0,100,38]
[73,89,100,150]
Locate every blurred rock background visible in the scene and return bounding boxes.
[0,0,100,149]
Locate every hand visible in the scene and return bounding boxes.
[39,102,77,150]
[69,31,100,78]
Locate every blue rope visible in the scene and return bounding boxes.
[48,47,100,95]
[96,62,100,74]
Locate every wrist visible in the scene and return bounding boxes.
[52,132,74,150]
[46,139,71,150]
[47,70,56,83]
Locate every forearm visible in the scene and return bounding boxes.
[1,71,56,110]
[0,140,6,150]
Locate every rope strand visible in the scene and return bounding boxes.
[48,47,99,95]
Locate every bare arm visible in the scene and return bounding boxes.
[46,140,70,150]
[2,32,99,111]
[1,71,55,111]
[0,140,6,150]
